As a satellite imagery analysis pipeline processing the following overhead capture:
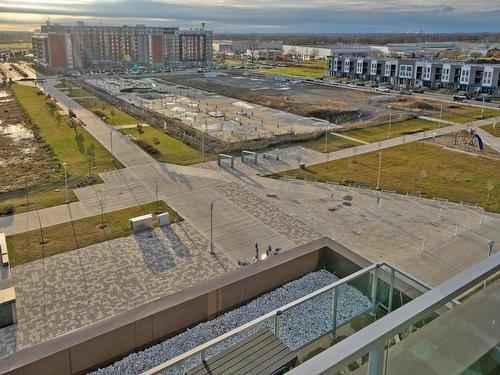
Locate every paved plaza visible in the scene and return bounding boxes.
[0,222,234,357]
[0,78,498,359]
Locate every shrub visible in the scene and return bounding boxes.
[92,109,106,118]
[0,204,15,216]
[135,139,159,155]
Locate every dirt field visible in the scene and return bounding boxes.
[0,88,60,193]
[164,73,389,127]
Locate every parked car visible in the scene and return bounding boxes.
[453,95,467,102]
[375,87,390,93]
[474,94,492,102]
[411,87,425,94]
[457,91,471,99]
[347,83,358,88]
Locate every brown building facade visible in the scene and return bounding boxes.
[33,22,212,71]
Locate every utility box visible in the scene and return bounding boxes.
[158,212,170,227]
[299,162,306,170]
[129,214,153,233]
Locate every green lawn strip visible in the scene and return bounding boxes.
[58,80,140,125]
[6,201,182,266]
[254,66,327,78]
[343,118,441,144]
[302,119,440,153]
[12,84,121,178]
[4,84,122,214]
[480,123,500,137]
[0,186,78,216]
[430,107,499,124]
[272,142,500,213]
[0,42,32,49]
[121,126,216,165]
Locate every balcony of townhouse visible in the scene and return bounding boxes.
[474,71,483,85]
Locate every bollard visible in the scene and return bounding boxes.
[455,224,458,236]
[421,238,425,253]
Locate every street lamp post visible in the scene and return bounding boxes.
[376,151,383,190]
[481,98,485,119]
[110,129,113,156]
[209,202,214,254]
[387,111,392,139]
[63,162,69,203]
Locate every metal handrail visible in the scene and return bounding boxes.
[141,262,380,375]
[287,251,500,375]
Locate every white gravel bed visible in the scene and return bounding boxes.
[90,270,371,375]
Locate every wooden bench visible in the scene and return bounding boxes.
[186,329,296,375]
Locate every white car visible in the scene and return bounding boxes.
[347,83,358,88]
[376,87,390,93]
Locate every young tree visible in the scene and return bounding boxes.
[486,179,495,204]
[248,40,259,64]
[419,169,427,193]
[86,144,96,176]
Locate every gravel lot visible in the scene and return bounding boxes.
[90,270,371,375]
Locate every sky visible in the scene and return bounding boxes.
[0,0,499,33]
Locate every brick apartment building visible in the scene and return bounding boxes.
[32,22,213,71]
[328,56,500,95]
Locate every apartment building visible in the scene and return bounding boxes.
[33,22,212,71]
[328,56,500,94]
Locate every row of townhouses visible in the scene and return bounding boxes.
[328,56,500,95]
[33,22,213,72]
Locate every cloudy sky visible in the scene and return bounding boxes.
[0,0,499,32]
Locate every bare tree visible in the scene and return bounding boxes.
[248,40,259,64]
[137,123,144,139]
[486,179,495,204]
[309,48,319,61]
[419,169,427,193]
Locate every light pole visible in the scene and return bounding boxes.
[63,162,69,203]
[110,129,113,156]
[376,151,382,190]
[201,125,205,162]
[387,111,392,139]
[209,202,214,254]
[439,104,443,128]
[480,98,485,119]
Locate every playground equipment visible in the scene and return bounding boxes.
[455,128,484,151]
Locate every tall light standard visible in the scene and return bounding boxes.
[480,98,486,119]
[439,104,443,128]
[209,202,214,254]
[376,151,383,190]
[63,162,69,203]
[387,111,392,139]
[110,129,113,156]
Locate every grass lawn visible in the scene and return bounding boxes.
[121,126,216,165]
[59,81,139,126]
[480,123,500,137]
[6,201,182,266]
[255,66,327,78]
[431,106,499,124]
[0,42,32,49]
[273,142,500,213]
[4,84,122,213]
[302,118,440,153]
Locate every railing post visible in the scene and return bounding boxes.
[274,310,282,337]
[331,287,338,338]
[368,343,385,375]
[201,349,206,363]
[388,268,395,313]
[370,267,379,316]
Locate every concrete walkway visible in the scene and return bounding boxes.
[330,132,369,144]
[476,127,500,152]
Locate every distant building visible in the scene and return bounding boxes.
[213,40,234,54]
[387,42,459,56]
[283,45,384,60]
[328,55,500,94]
[33,22,213,71]
[232,40,283,54]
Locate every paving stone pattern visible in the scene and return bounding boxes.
[0,222,234,358]
[213,182,323,245]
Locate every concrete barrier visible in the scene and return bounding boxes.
[129,214,153,233]
[1,239,429,375]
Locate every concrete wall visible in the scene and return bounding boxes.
[2,238,352,375]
